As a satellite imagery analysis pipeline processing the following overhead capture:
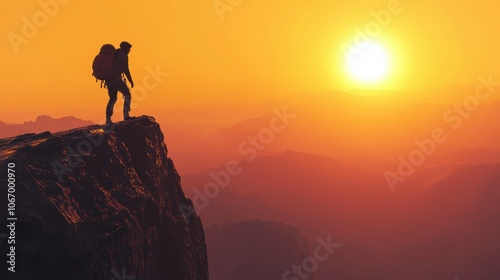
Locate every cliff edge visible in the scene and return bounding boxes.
[0,116,208,280]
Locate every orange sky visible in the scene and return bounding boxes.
[2,0,500,123]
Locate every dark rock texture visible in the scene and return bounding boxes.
[0,116,208,280]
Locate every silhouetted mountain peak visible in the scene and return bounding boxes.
[0,115,94,138]
[33,115,52,122]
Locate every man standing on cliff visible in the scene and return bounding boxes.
[105,41,135,125]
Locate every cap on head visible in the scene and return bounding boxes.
[120,41,132,50]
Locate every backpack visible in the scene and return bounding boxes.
[92,44,115,87]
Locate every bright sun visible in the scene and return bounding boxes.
[346,41,390,84]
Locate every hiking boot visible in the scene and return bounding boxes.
[124,116,136,121]
[106,117,113,125]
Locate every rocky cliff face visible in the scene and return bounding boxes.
[0,116,208,280]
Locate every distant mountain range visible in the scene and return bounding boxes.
[163,95,500,175]
[0,115,93,138]
[183,150,500,279]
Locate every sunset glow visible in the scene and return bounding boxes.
[346,41,390,84]
[3,1,500,279]
[3,1,500,122]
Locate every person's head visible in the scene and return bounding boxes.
[120,41,132,54]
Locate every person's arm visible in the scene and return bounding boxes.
[123,55,134,88]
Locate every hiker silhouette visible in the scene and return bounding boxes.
[105,41,134,124]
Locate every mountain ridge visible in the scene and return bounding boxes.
[0,115,94,139]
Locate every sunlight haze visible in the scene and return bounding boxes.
[2,0,500,122]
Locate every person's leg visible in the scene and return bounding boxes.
[106,84,118,122]
[117,80,132,119]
